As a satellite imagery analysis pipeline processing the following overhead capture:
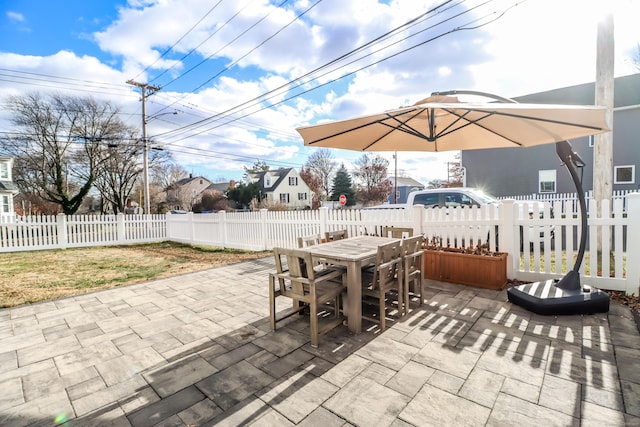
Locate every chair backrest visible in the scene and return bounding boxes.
[372,239,403,289]
[297,233,322,248]
[401,235,424,270]
[383,227,413,239]
[273,247,316,295]
[325,229,348,242]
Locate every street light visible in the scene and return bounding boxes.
[142,111,177,214]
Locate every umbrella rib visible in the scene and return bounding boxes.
[306,107,427,147]
[436,109,525,147]
[471,108,606,130]
[361,109,431,150]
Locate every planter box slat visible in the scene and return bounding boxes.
[423,250,507,290]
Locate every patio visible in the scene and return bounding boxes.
[1,257,639,426]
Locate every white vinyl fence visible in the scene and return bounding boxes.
[499,189,638,216]
[0,214,166,251]
[2,193,639,295]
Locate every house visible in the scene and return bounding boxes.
[164,175,212,211]
[461,74,640,197]
[0,156,18,218]
[249,168,313,209]
[387,176,425,204]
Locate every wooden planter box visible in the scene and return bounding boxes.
[423,249,508,290]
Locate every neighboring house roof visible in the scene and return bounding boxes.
[513,73,640,108]
[0,181,18,193]
[207,182,233,193]
[252,168,294,192]
[173,175,212,187]
[389,177,425,188]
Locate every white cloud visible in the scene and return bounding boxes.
[7,11,25,22]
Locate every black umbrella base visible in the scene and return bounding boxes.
[507,279,609,316]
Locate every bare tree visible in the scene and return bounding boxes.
[304,148,336,200]
[352,153,392,206]
[93,128,142,214]
[5,93,131,215]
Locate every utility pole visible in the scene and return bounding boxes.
[393,152,398,203]
[594,14,614,249]
[127,80,160,214]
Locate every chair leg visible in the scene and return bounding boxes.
[397,279,404,318]
[379,292,386,331]
[310,301,319,348]
[404,275,410,316]
[269,275,277,330]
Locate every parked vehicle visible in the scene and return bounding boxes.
[366,187,554,247]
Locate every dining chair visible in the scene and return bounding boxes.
[325,229,348,242]
[269,247,346,347]
[360,239,403,331]
[401,235,424,315]
[297,233,322,248]
[382,226,413,239]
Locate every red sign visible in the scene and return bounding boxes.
[339,194,347,205]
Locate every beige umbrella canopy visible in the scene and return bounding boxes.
[296,95,609,152]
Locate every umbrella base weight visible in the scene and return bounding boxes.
[507,279,609,316]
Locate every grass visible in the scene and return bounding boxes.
[0,242,271,308]
[518,250,626,277]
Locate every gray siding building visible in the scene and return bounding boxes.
[461,74,640,197]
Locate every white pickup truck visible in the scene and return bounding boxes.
[368,187,499,210]
[366,187,554,249]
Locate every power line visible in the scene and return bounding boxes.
[134,0,227,82]
[152,0,462,140]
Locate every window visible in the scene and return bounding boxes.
[265,177,271,187]
[280,193,290,203]
[588,135,595,147]
[614,165,635,184]
[298,193,307,200]
[289,177,298,186]
[1,195,8,213]
[412,193,440,207]
[0,162,7,179]
[443,193,477,208]
[539,169,556,193]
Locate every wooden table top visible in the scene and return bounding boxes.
[303,235,399,261]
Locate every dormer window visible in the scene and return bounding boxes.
[0,162,8,180]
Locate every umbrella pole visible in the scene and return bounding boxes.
[554,140,587,291]
[506,140,609,315]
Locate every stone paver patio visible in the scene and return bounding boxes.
[1,256,639,426]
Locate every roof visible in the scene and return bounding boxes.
[389,176,425,188]
[0,181,18,193]
[173,175,211,187]
[253,168,294,192]
[207,182,232,193]
[514,74,640,108]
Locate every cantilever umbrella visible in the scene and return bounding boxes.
[296,92,611,315]
[297,94,609,152]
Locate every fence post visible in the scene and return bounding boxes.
[625,193,640,295]
[319,207,328,238]
[219,210,227,249]
[116,213,126,244]
[259,209,268,250]
[186,212,195,244]
[56,213,68,249]
[411,205,425,236]
[498,199,517,279]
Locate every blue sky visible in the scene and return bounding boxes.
[1,0,638,185]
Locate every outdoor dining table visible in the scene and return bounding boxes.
[300,235,399,334]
